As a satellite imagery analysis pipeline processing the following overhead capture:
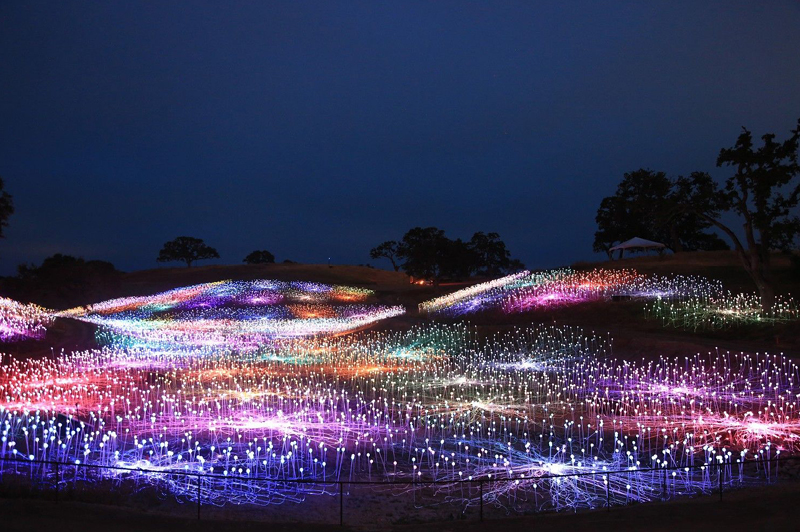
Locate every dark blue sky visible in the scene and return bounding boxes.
[1,2,799,274]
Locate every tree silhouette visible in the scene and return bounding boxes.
[243,250,275,264]
[680,119,800,311]
[3,254,119,308]
[594,169,726,257]
[395,227,452,283]
[369,241,400,271]
[157,236,219,268]
[375,228,523,283]
[468,232,522,276]
[0,176,14,240]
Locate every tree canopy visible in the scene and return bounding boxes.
[395,227,450,281]
[372,227,524,283]
[1,254,119,308]
[468,231,522,276]
[243,250,275,264]
[369,241,400,271]
[594,169,728,256]
[0,176,14,240]
[679,119,800,310]
[156,236,219,268]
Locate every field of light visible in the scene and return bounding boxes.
[0,276,797,514]
[58,280,405,348]
[0,297,52,341]
[647,292,799,330]
[419,268,723,316]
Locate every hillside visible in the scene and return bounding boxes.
[119,263,413,301]
[573,250,800,294]
[4,252,800,359]
[0,263,414,310]
[442,250,800,356]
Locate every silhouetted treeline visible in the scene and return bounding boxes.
[370,227,524,284]
[593,169,729,256]
[0,254,121,309]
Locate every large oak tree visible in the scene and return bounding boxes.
[679,119,800,311]
[157,236,220,268]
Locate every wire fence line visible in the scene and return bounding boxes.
[0,454,797,526]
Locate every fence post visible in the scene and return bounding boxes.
[196,474,201,520]
[480,480,484,522]
[339,482,343,526]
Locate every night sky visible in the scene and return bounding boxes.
[1,2,799,275]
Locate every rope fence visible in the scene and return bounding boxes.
[0,454,796,526]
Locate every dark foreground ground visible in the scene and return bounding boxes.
[1,480,798,532]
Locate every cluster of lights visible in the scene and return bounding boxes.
[59,280,374,318]
[0,322,795,511]
[647,292,799,330]
[419,271,533,314]
[60,280,404,346]
[0,297,52,341]
[420,269,722,316]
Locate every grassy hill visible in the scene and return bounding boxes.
[4,252,799,358]
[445,251,800,356]
[0,263,413,310]
[573,250,800,294]
[120,263,412,300]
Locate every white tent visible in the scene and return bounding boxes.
[609,237,667,259]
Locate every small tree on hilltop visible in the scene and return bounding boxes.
[157,236,219,268]
[243,250,275,264]
[369,241,400,271]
